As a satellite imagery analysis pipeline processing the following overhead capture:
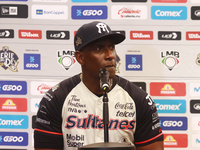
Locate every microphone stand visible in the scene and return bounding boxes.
[103,91,109,143]
[78,89,136,150]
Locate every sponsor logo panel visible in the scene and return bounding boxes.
[191,0,200,3]
[46,30,69,40]
[72,0,107,2]
[151,6,187,20]
[191,6,200,20]
[24,54,41,70]
[0,30,14,38]
[154,99,186,113]
[111,5,147,19]
[0,81,27,95]
[158,31,181,40]
[32,5,68,20]
[57,49,76,70]
[150,82,186,96]
[159,116,187,130]
[31,81,58,95]
[151,0,187,2]
[130,31,153,40]
[190,83,200,97]
[0,132,28,146]
[0,46,19,72]
[164,134,188,148]
[0,4,28,18]
[19,30,42,39]
[186,31,200,40]
[192,117,200,130]
[0,115,28,129]
[190,100,200,113]
[112,0,147,2]
[192,134,200,148]
[31,98,41,113]
[126,55,142,71]
[33,0,67,2]
[71,6,107,19]
[0,98,27,112]
[161,50,180,71]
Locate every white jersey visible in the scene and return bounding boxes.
[34,74,163,149]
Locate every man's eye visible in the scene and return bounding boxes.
[110,45,115,50]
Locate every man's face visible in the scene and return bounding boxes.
[81,37,117,79]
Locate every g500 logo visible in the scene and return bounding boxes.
[0,81,27,95]
[0,46,19,72]
[0,132,28,146]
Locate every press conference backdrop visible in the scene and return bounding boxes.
[0,0,200,149]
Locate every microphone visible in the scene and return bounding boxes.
[99,68,110,92]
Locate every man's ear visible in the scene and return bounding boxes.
[75,51,85,65]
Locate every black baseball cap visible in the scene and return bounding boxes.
[74,21,125,51]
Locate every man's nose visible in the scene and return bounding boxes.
[105,49,115,60]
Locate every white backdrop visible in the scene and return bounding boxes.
[0,0,200,149]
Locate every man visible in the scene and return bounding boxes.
[34,21,164,150]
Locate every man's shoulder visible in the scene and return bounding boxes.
[52,74,81,94]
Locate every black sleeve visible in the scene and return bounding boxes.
[134,93,163,147]
[34,75,81,149]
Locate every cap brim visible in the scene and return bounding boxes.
[80,33,125,51]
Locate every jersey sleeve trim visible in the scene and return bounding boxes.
[134,133,163,145]
[35,128,63,135]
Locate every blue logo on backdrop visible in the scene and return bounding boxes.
[154,99,186,113]
[126,55,142,71]
[0,132,28,146]
[36,10,43,15]
[151,6,187,20]
[72,0,107,2]
[159,116,187,130]
[0,81,27,95]
[0,115,28,129]
[72,6,107,19]
[24,54,41,70]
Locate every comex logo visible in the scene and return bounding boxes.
[156,103,182,110]
[155,10,182,17]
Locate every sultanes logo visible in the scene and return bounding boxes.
[161,51,179,71]
[57,49,76,70]
[0,46,19,72]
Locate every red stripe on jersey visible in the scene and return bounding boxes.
[135,133,163,144]
[34,128,63,135]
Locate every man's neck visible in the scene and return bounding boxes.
[80,74,113,95]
